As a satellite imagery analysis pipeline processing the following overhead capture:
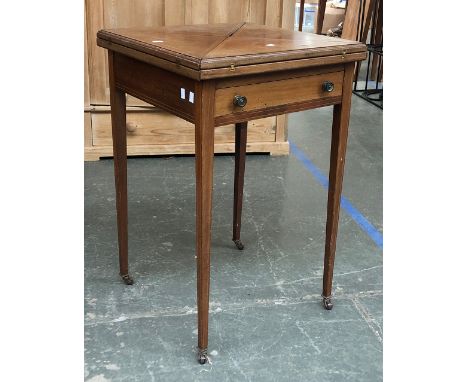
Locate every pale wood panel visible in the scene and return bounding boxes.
[84,9,90,107]
[275,114,288,142]
[92,111,276,146]
[165,0,186,26]
[265,0,283,27]
[208,0,225,23]
[85,141,289,160]
[249,0,267,24]
[84,112,92,147]
[281,0,296,29]
[104,0,164,28]
[186,0,209,24]
[207,0,249,23]
[229,0,250,23]
[86,0,107,104]
[342,0,361,40]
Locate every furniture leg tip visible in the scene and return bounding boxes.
[233,239,245,250]
[322,296,333,310]
[120,274,134,285]
[197,348,208,365]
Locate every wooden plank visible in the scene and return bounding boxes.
[341,0,361,40]
[229,0,250,23]
[165,0,186,26]
[139,0,165,27]
[84,9,90,107]
[275,114,288,142]
[209,0,227,23]
[249,0,267,24]
[186,0,209,24]
[361,0,376,42]
[86,0,107,104]
[265,0,282,27]
[91,111,277,146]
[84,112,92,147]
[281,0,297,30]
[84,141,290,160]
[104,0,164,28]
[209,0,249,23]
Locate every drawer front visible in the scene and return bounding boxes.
[214,71,343,118]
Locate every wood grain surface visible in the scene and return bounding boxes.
[194,80,216,352]
[322,62,355,299]
[97,22,367,77]
[214,70,343,117]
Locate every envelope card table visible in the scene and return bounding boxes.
[97,22,367,364]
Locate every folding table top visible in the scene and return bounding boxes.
[97,22,367,79]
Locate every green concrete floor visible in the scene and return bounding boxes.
[84,94,382,382]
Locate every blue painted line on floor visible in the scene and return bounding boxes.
[290,142,383,250]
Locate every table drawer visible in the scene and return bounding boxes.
[214,70,343,119]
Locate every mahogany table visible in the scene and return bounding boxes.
[97,22,366,364]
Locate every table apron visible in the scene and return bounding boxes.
[113,53,197,123]
[112,52,345,127]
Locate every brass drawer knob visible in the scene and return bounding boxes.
[233,95,248,108]
[126,122,138,132]
[322,81,335,92]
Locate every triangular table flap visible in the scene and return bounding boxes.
[97,23,245,68]
[201,23,366,69]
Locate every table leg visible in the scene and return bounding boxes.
[109,51,133,286]
[322,62,354,310]
[232,121,247,250]
[194,81,215,364]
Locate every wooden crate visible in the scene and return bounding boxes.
[84,0,295,160]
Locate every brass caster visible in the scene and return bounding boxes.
[120,274,134,285]
[233,239,244,250]
[322,296,333,310]
[198,348,208,365]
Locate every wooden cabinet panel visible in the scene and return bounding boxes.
[84,112,92,147]
[85,0,294,160]
[91,111,276,146]
[84,10,90,107]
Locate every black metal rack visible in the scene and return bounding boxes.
[352,0,383,109]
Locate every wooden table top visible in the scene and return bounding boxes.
[98,22,367,79]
